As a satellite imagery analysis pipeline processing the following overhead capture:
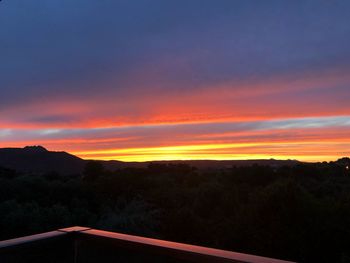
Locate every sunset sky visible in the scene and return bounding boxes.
[1,0,350,162]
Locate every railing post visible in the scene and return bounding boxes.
[58,226,91,263]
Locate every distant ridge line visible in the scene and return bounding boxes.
[0,146,305,175]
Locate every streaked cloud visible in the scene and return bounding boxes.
[2,116,350,161]
[0,129,12,138]
[1,1,350,161]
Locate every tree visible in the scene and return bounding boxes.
[83,161,104,181]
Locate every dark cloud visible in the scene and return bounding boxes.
[1,0,350,102]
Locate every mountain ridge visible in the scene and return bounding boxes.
[0,146,301,175]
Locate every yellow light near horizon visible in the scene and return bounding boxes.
[71,141,348,162]
[77,153,342,162]
[73,142,261,155]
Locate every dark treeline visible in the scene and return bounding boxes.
[0,159,350,263]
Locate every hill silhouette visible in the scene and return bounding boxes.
[0,146,300,175]
[0,146,84,175]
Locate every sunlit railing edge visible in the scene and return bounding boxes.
[0,226,297,263]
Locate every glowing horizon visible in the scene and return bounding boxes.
[2,115,350,162]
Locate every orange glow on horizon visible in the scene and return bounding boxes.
[71,140,350,162]
[3,118,350,163]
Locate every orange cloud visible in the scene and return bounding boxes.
[1,66,349,129]
[1,67,350,162]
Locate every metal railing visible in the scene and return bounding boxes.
[0,226,296,263]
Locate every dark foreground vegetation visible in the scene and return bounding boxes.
[0,159,350,263]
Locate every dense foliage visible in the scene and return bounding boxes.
[0,160,349,263]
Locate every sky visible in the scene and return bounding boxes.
[1,0,350,162]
